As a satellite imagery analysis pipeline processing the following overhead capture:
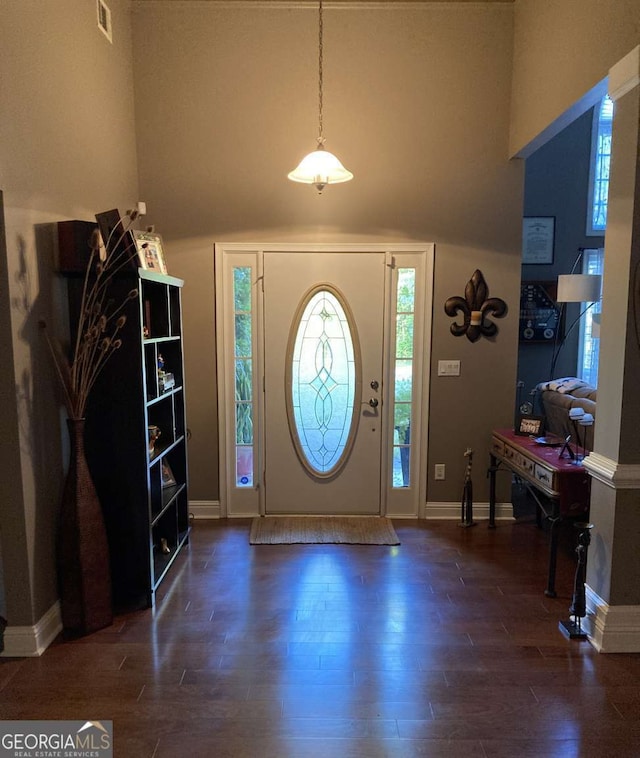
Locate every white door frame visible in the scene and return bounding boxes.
[214,242,434,519]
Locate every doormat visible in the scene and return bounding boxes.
[249,516,400,545]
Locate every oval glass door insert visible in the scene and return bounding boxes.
[286,285,362,478]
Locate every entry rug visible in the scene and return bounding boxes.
[249,516,400,545]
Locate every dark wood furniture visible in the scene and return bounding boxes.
[488,428,590,597]
[68,267,190,609]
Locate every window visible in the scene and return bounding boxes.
[586,95,613,235]
[233,266,254,487]
[392,268,416,488]
[577,248,604,387]
[287,287,359,477]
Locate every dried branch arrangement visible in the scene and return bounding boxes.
[41,214,139,419]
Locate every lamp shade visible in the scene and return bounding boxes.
[556,274,602,303]
[287,147,354,192]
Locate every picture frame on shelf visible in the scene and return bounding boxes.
[161,460,177,488]
[515,414,545,437]
[522,217,555,265]
[133,230,168,275]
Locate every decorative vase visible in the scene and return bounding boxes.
[57,418,112,635]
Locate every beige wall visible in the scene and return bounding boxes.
[510,0,640,156]
[132,2,524,504]
[0,0,139,625]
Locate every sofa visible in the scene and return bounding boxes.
[536,377,597,452]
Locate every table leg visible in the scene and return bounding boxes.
[488,454,497,529]
[545,515,561,598]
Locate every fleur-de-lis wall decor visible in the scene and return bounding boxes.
[444,269,508,342]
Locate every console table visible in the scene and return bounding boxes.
[488,428,590,597]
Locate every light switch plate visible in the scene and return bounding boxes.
[437,360,461,376]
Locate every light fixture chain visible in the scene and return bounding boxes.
[318,0,324,144]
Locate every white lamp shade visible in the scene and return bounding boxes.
[288,148,354,189]
[556,274,602,303]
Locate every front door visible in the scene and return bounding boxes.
[263,251,385,514]
[215,242,433,520]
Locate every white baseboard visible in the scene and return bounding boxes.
[585,585,640,653]
[188,500,221,519]
[187,500,515,522]
[424,501,513,521]
[0,601,62,658]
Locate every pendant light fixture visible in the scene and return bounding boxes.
[287,0,353,193]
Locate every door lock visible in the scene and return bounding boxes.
[370,380,379,391]
[368,397,379,408]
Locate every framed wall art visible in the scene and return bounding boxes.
[133,230,167,275]
[522,217,555,265]
[519,281,561,342]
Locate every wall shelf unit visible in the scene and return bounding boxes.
[67,265,190,610]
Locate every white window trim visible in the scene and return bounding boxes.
[586,96,613,236]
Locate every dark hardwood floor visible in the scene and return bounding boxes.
[2,518,640,757]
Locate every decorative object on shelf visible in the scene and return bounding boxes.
[57,418,112,635]
[444,269,508,342]
[566,406,590,464]
[568,406,585,461]
[56,220,100,274]
[157,352,175,393]
[559,522,594,640]
[549,248,602,378]
[143,299,152,337]
[133,230,167,275]
[161,460,177,488]
[148,425,162,457]
[558,434,576,461]
[95,208,139,270]
[515,414,545,437]
[459,448,476,528]
[287,0,353,193]
[42,207,144,635]
[533,434,564,447]
[522,216,555,264]
[159,372,175,393]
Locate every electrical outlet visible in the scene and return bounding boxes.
[434,463,445,480]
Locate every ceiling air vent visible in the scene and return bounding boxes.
[97,0,112,43]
